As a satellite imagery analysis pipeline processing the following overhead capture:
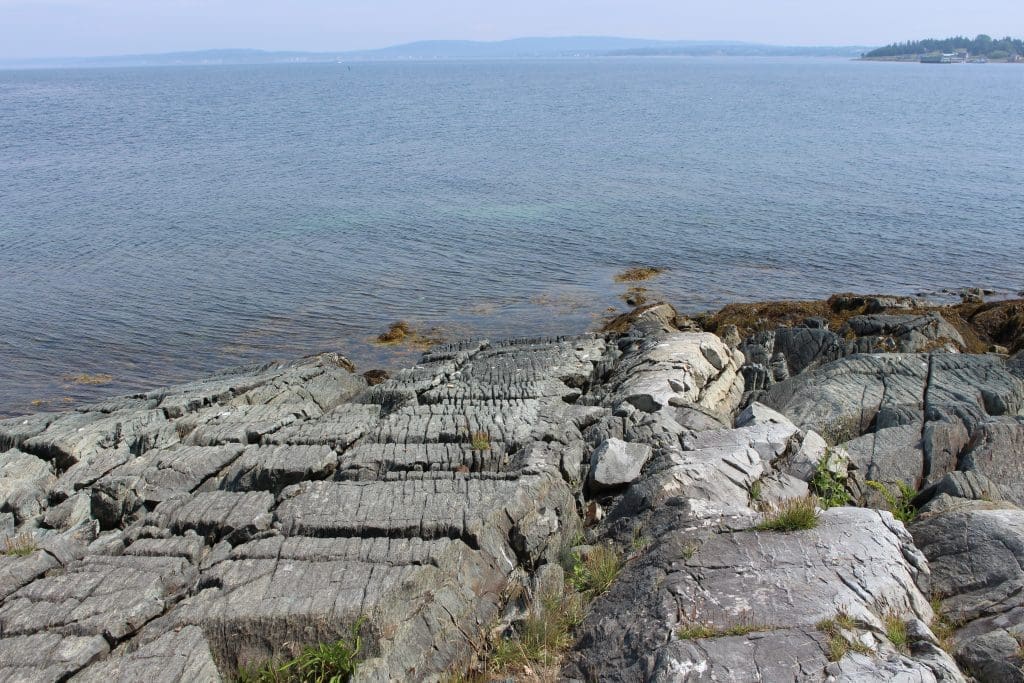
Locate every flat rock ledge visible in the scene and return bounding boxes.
[0,301,1022,681]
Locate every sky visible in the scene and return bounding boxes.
[1,0,1022,59]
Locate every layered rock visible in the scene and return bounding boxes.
[0,298,1021,681]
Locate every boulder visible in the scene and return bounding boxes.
[588,438,652,491]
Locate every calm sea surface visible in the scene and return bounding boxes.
[1,58,1022,416]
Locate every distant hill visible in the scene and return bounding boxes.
[864,34,1023,60]
[0,37,873,69]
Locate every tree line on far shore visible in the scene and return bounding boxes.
[865,34,1023,59]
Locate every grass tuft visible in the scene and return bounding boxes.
[884,612,909,653]
[818,611,872,661]
[490,590,583,673]
[567,544,623,597]
[236,617,365,683]
[755,496,819,532]
[930,597,959,653]
[470,431,491,451]
[677,613,771,641]
[3,532,37,557]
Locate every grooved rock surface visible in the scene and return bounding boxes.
[0,340,605,681]
[0,313,1020,681]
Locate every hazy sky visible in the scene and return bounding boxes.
[2,0,1022,59]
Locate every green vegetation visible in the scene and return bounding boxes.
[488,589,586,676]
[810,452,850,509]
[568,544,623,597]
[817,612,872,661]
[866,480,918,523]
[749,479,762,503]
[237,618,365,683]
[930,597,960,653]
[884,613,909,653]
[755,496,819,532]
[470,431,491,451]
[456,546,626,681]
[2,532,37,557]
[865,34,1024,60]
[677,622,769,640]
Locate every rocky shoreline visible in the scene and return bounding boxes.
[1,294,1023,681]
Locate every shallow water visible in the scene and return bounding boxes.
[1,57,1022,416]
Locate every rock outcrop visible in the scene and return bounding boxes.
[1,298,1022,681]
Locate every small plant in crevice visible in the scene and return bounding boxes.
[568,544,623,597]
[236,617,365,683]
[817,611,872,662]
[2,532,37,557]
[884,612,909,653]
[676,603,771,641]
[755,496,819,532]
[470,431,491,451]
[749,479,763,503]
[488,588,585,676]
[810,451,850,509]
[866,480,918,523]
[630,526,651,553]
[929,597,959,654]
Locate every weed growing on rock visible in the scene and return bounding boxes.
[866,480,918,523]
[818,612,872,661]
[568,544,623,597]
[929,598,959,654]
[630,528,651,553]
[755,496,819,532]
[470,431,491,451]
[749,479,763,502]
[677,608,771,640]
[2,532,36,557]
[490,589,584,675]
[456,587,586,682]
[236,617,365,682]
[884,612,909,653]
[810,453,850,509]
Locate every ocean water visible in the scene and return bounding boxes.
[1,57,1022,416]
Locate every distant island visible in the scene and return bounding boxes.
[0,37,871,70]
[863,34,1023,63]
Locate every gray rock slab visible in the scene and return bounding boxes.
[220,444,337,494]
[843,423,925,493]
[90,444,245,528]
[959,417,1024,505]
[762,354,929,443]
[150,490,274,543]
[262,403,380,447]
[588,438,652,491]
[0,633,109,682]
[22,409,169,470]
[0,449,55,524]
[565,507,935,681]
[0,555,195,641]
[340,442,512,480]
[185,403,316,446]
[70,625,222,682]
[682,421,798,463]
[369,401,541,446]
[0,413,58,453]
